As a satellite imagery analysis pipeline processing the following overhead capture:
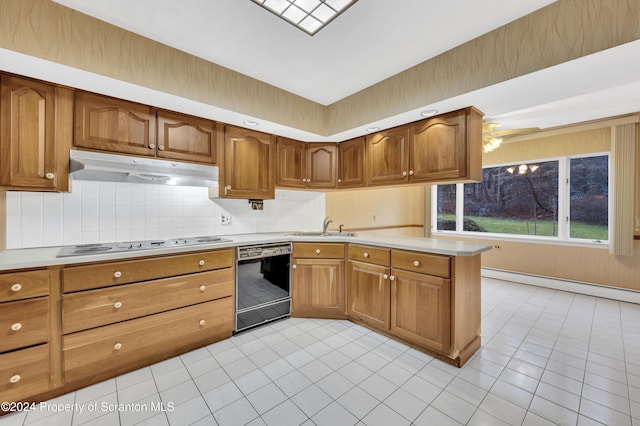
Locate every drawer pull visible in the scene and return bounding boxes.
[199,319,205,326]
[199,260,205,266]
[113,271,122,278]
[413,260,420,267]
[199,285,206,292]
[363,252,369,258]
[383,274,389,280]
[114,343,122,351]
[114,301,122,309]
[315,249,321,254]
[10,323,22,331]
[10,283,22,292]
[9,375,21,384]
[292,264,297,269]
[390,275,395,281]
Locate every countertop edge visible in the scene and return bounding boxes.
[0,233,492,271]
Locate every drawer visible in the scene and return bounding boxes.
[63,297,234,384]
[0,270,49,302]
[63,268,234,333]
[63,249,234,292]
[391,250,451,278]
[348,244,390,266]
[293,243,345,259]
[0,297,49,353]
[0,344,49,403]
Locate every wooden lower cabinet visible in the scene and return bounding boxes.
[347,261,390,331]
[0,344,49,403]
[390,269,451,354]
[291,243,346,318]
[291,258,345,318]
[62,269,234,334]
[63,298,233,384]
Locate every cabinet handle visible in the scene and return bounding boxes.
[363,252,369,258]
[45,172,54,179]
[113,271,122,278]
[409,170,414,176]
[199,319,206,326]
[225,185,232,191]
[402,171,407,177]
[338,179,342,183]
[158,145,165,151]
[149,143,155,149]
[114,301,122,309]
[9,375,21,384]
[11,323,22,331]
[413,260,420,267]
[199,285,206,292]
[389,275,395,281]
[315,249,321,254]
[307,179,311,183]
[10,283,22,292]
[114,343,122,350]
[292,264,297,269]
[383,274,389,280]
[199,260,205,266]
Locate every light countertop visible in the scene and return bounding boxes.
[0,233,492,271]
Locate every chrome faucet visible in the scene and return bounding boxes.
[322,217,333,235]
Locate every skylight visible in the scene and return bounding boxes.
[251,0,358,35]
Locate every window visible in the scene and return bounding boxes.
[432,153,609,244]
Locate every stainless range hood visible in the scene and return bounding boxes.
[69,149,218,187]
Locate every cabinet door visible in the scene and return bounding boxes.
[291,258,345,318]
[409,110,467,182]
[74,91,156,156]
[156,110,216,164]
[276,137,306,188]
[338,137,365,188]
[223,126,275,199]
[366,127,409,186]
[391,269,450,353]
[306,143,337,189]
[347,261,390,330]
[0,75,71,191]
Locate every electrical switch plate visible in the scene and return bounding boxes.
[220,214,231,225]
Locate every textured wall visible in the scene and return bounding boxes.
[1,0,638,136]
[0,0,327,134]
[328,0,640,133]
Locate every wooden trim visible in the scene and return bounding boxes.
[0,191,5,251]
[344,224,424,232]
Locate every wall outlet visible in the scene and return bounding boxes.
[220,214,231,225]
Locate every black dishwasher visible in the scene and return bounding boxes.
[235,242,291,332]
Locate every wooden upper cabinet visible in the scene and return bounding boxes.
[276,138,337,189]
[366,127,410,186]
[338,137,365,188]
[410,107,482,183]
[156,110,216,164]
[222,125,275,199]
[74,91,156,157]
[306,143,337,189]
[0,74,73,191]
[276,137,306,188]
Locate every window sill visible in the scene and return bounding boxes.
[431,230,610,249]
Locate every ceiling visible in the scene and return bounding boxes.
[12,0,640,140]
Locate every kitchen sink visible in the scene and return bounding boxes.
[288,231,356,237]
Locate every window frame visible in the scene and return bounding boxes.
[431,152,611,248]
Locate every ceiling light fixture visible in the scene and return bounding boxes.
[420,109,438,117]
[482,121,503,153]
[366,126,380,132]
[243,120,259,126]
[251,0,358,36]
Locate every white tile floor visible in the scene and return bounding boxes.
[2,277,640,426]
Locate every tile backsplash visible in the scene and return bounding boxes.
[5,182,325,249]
